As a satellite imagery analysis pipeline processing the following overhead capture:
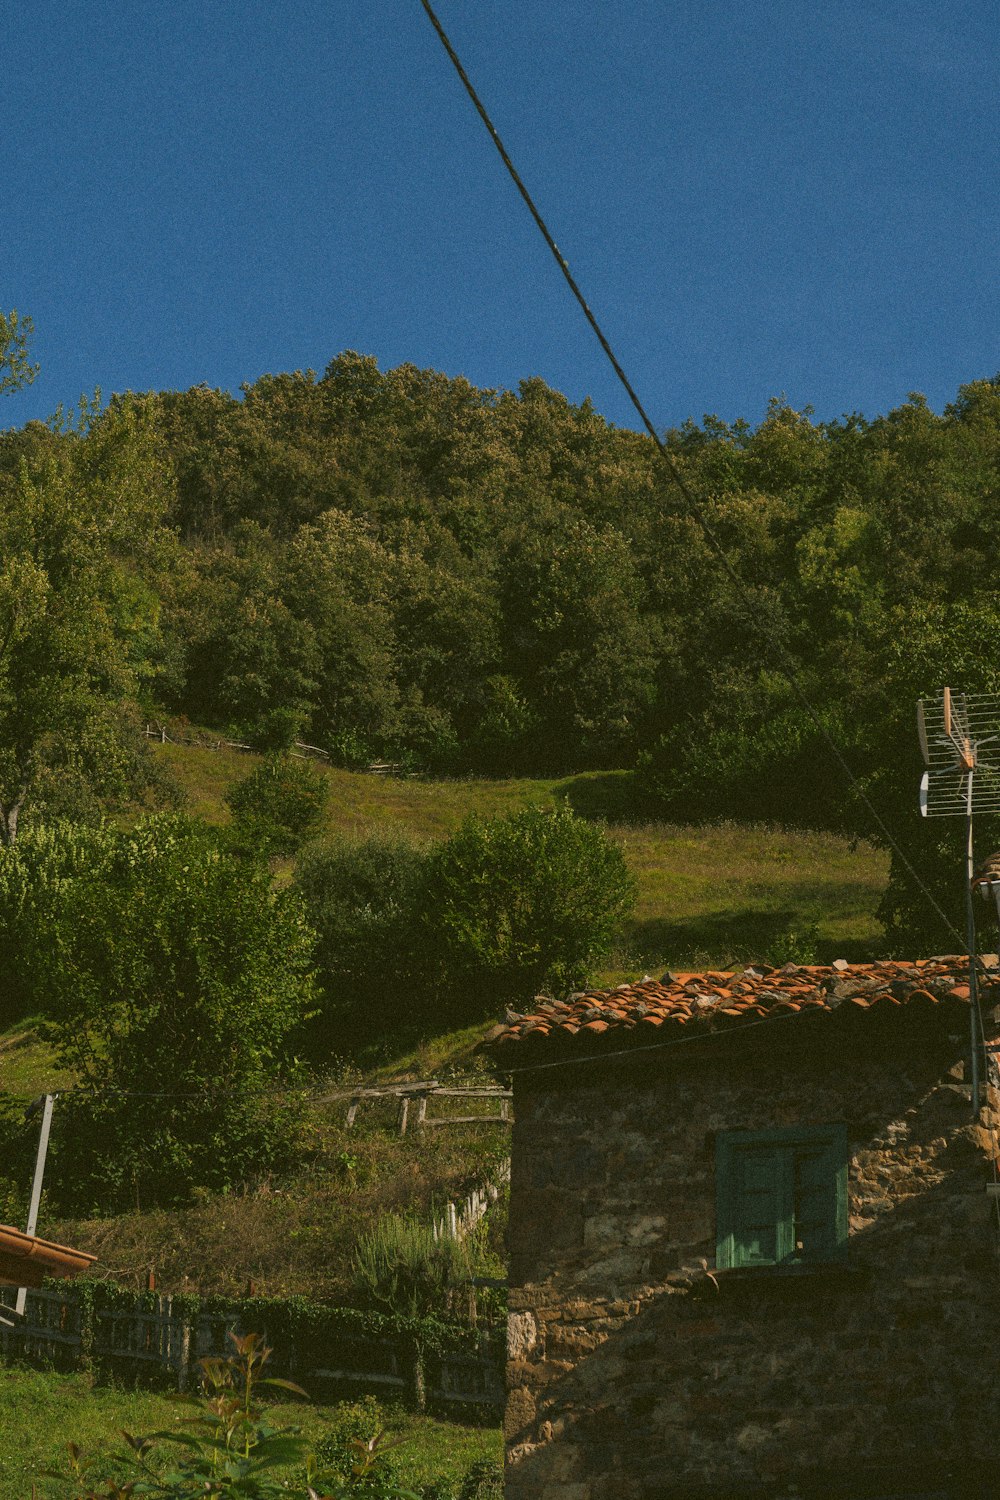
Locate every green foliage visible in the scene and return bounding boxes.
[13,352,1000,955]
[499,512,659,770]
[0,307,38,395]
[23,815,317,1210]
[313,1397,411,1499]
[456,1459,503,1500]
[421,805,637,1013]
[293,833,427,1038]
[0,395,174,843]
[296,808,635,1032]
[766,912,821,966]
[49,1331,417,1499]
[164,522,317,750]
[0,817,104,1026]
[226,753,330,856]
[351,1217,474,1320]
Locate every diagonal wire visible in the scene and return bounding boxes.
[417,0,967,949]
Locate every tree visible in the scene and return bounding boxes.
[283,510,401,761]
[0,308,38,395]
[32,816,317,1210]
[499,513,660,771]
[0,818,99,1027]
[165,522,318,749]
[420,805,636,1015]
[0,397,173,843]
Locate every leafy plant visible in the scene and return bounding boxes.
[226,752,330,857]
[46,1332,417,1499]
[32,814,317,1211]
[766,912,821,966]
[293,833,427,1041]
[456,1458,503,1500]
[420,805,637,1014]
[312,1397,415,1499]
[352,1216,474,1320]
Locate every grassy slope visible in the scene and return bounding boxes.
[159,743,889,973]
[0,1366,499,1499]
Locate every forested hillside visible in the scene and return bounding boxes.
[4,354,1000,944]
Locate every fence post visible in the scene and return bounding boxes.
[78,1284,94,1375]
[405,1337,426,1413]
[177,1314,192,1392]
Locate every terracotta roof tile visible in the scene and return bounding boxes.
[0,1225,96,1288]
[486,958,1000,1058]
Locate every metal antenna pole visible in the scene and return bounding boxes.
[965,781,981,1113]
[15,1093,55,1317]
[917,689,1000,1114]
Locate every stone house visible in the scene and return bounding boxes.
[487,959,1000,1500]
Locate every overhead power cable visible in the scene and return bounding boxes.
[417,0,967,951]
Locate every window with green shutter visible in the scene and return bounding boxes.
[716,1124,848,1270]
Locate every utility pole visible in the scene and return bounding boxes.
[15,1093,56,1317]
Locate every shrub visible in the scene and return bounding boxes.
[0,819,109,1026]
[293,833,428,1039]
[52,1333,416,1498]
[420,805,636,1015]
[457,1458,504,1500]
[352,1215,474,1320]
[226,751,329,856]
[314,1396,406,1497]
[34,815,318,1211]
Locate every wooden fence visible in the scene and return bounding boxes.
[0,1285,504,1411]
[317,1079,512,1135]
[144,724,399,776]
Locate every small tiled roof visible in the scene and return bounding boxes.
[0,1224,96,1288]
[486,958,999,1060]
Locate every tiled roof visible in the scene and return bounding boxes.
[486,958,1000,1059]
[0,1225,96,1288]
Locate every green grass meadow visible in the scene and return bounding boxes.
[0,1365,500,1498]
[159,744,889,975]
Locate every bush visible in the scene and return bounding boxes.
[293,833,428,1040]
[226,751,329,856]
[352,1215,474,1320]
[314,1397,405,1497]
[33,815,318,1211]
[457,1459,504,1500]
[421,805,636,1015]
[296,808,636,1039]
[0,819,106,1026]
[52,1333,418,1498]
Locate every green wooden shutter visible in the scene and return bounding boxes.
[790,1125,848,1263]
[717,1138,791,1269]
[716,1125,847,1270]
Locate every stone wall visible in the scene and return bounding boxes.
[504,1032,1000,1499]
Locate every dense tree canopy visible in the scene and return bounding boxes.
[0,398,173,842]
[4,355,1000,943]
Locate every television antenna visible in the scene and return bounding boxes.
[917,687,1000,1109]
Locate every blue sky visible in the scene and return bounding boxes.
[3,1,998,433]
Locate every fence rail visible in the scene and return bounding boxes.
[315,1079,512,1134]
[144,724,400,776]
[0,1286,504,1410]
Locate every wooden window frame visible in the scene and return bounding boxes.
[716,1123,848,1271]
